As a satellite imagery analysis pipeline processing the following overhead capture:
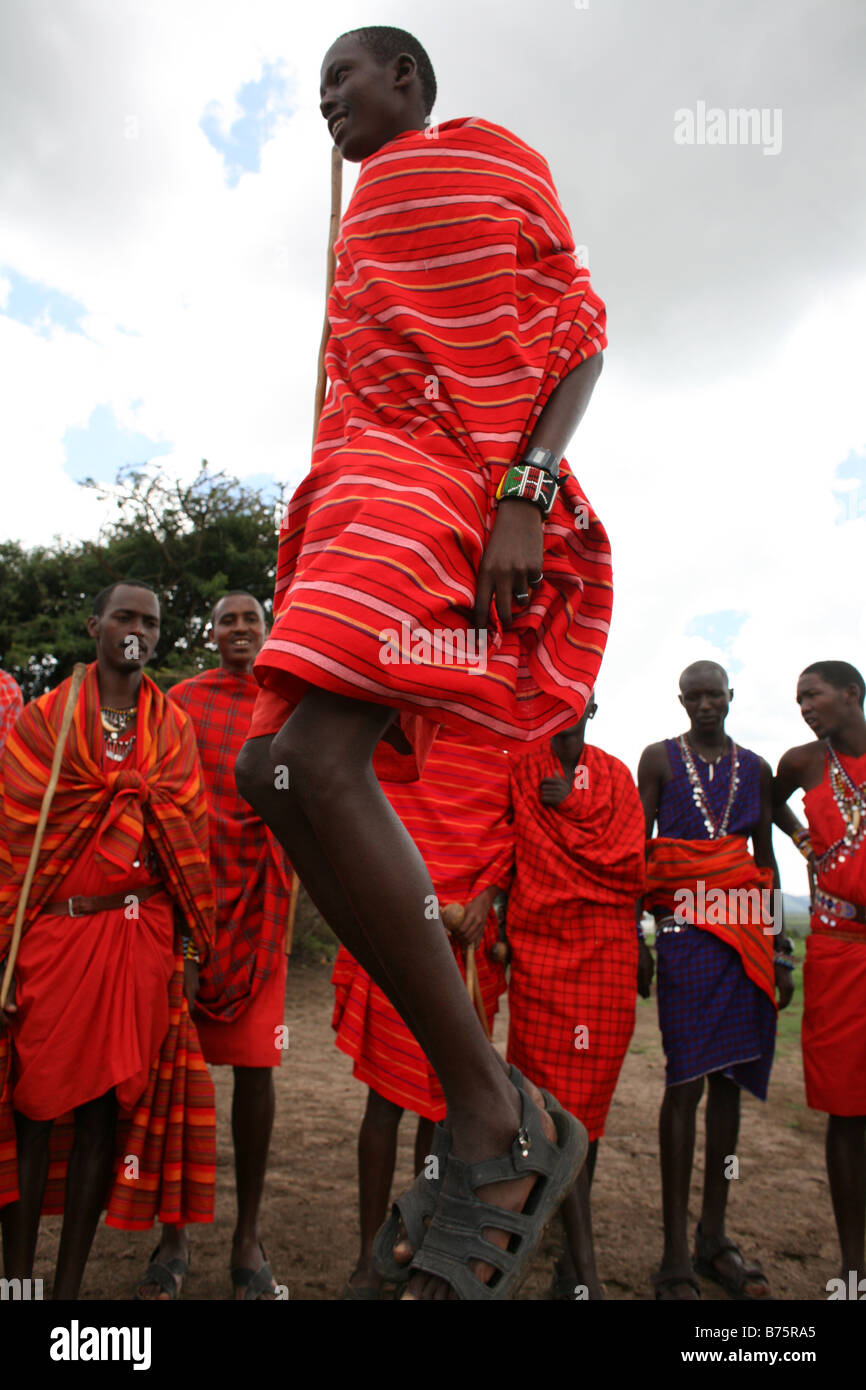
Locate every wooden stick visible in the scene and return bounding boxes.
[312,145,343,447]
[284,871,301,957]
[1,663,86,1011]
[464,943,491,1040]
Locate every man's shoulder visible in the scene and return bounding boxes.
[777,740,824,774]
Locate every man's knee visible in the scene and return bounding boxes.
[364,1087,403,1128]
[73,1093,117,1146]
[235,737,277,813]
[233,1066,275,1101]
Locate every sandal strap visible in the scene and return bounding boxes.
[232,1261,276,1299]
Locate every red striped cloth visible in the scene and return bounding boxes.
[506,743,645,1139]
[0,669,23,759]
[169,668,292,1028]
[644,836,775,1004]
[253,118,610,768]
[0,663,216,1227]
[331,731,510,1120]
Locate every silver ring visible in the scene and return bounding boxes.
[515,592,530,602]
[529,573,543,587]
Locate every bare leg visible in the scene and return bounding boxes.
[826,1114,866,1281]
[348,1088,403,1293]
[558,1139,601,1298]
[0,1111,52,1279]
[52,1091,117,1299]
[414,1116,435,1178]
[658,1076,703,1297]
[238,690,558,1299]
[134,1221,189,1300]
[231,1065,276,1296]
[701,1070,739,1237]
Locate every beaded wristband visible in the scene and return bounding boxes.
[774,953,795,971]
[495,464,558,518]
[792,826,813,860]
[182,935,200,964]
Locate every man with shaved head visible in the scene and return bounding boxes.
[638,661,792,1300]
[774,661,866,1293]
[138,592,292,1299]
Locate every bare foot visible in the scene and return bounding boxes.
[402,1075,562,1300]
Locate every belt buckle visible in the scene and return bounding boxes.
[67,896,83,918]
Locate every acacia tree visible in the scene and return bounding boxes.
[0,462,283,700]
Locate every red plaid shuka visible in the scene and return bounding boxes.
[252,117,610,778]
[0,669,23,759]
[169,668,292,1025]
[506,742,645,1140]
[0,663,216,1228]
[331,731,511,1121]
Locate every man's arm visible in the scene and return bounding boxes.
[474,356,603,630]
[635,744,666,996]
[754,758,794,1010]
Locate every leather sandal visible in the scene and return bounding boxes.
[405,1085,587,1300]
[693,1225,770,1300]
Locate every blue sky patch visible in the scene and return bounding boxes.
[833,449,866,525]
[200,62,294,188]
[1,266,88,338]
[685,609,747,672]
[63,405,172,484]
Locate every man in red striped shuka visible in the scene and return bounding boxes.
[638,661,793,1302]
[236,25,609,1299]
[506,695,650,1299]
[0,583,216,1300]
[137,592,292,1300]
[774,661,866,1296]
[332,729,509,1298]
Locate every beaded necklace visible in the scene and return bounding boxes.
[677,734,740,840]
[100,704,136,762]
[814,744,866,873]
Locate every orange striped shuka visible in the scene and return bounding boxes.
[331,730,510,1120]
[506,743,645,1140]
[645,836,776,1004]
[250,117,610,775]
[0,663,217,1229]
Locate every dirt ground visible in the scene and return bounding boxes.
[28,937,837,1303]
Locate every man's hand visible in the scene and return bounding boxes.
[474,501,543,631]
[183,959,200,1013]
[775,962,794,1010]
[539,776,570,806]
[0,974,17,1029]
[449,887,497,950]
[637,940,655,998]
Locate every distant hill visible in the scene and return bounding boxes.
[783,894,811,916]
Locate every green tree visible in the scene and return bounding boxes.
[0,463,283,700]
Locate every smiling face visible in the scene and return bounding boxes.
[319,34,426,161]
[210,593,266,673]
[86,584,160,676]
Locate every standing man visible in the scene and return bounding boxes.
[507,696,649,1299]
[0,582,216,1300]
[638,660,793,1301]
[332,729,510,1298]
[774,661,866,1294]
[140,592,292,1300]
[0,669,23,759]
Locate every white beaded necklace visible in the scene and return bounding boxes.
[678,735,740,840]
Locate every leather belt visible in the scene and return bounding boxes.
[44,882,167,918]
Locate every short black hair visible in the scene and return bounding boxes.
[800,660,866,706]
[679,659,729,691]
[92,580,158,617]
[210,590,265,625]
[344,25,437,117]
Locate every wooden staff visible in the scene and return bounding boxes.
[0,662,86,1012]
[441,902,491,1039]
[285,144,344,956]
[311,144,344,448]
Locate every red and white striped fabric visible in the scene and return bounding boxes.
[253,117,610,768]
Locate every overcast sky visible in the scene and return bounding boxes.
[1,0,864,889]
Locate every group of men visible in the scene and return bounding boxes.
[0,581,290,1300]
[0,583,864,1301]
